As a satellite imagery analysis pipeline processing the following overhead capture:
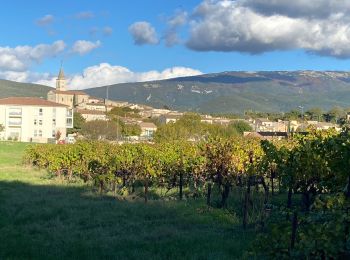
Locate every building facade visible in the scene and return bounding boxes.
[139,122,157,138]
[76,109,107,121]
[0,97,73,143]
[47,67,90,108]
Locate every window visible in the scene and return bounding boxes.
[39,108,43,116]
[52,119,56,126]
[9,107,22,116]
[8,117,22,126]
[52,130,56,138]
[62,98,64,102]
[34,130,37,137]
[66,118,73,127]
[52,108,56,117]
[67,109,73,117]
[39,120,43,126]
[34,119,37,125]
[38,130,42,137]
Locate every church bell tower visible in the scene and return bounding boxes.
[56,66,66,91]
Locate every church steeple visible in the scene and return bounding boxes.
[58,67,65,79]
[56,65,66,91]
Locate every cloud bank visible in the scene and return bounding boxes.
[185,0,350,58]
[34,63,202,89]
[127,0,350,59]
[0,41,65,71]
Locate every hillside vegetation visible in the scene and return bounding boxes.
[3,70,350,114]
[85,71,350,113]
[0,79,51,99]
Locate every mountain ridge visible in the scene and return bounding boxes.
[84,70,350,113]
[0,79,52,99]
[2,70,350,113]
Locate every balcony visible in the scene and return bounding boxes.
[8,120,22,127]
[8,108,22,117]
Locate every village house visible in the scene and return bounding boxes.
[138,122,157,138]
[244,131,289,140]
[313,122,341,131]
[213,117,233,126]
[200,115,213,124]
[254,118,288,132]
[104,99,129,108]
[83,102,107,111]
[159,114,181,124]
[0,97,73,143]
[76,109,107,121]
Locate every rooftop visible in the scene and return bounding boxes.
[50,90,88,95]
[139,122,157,128]
[76,109,106,115]
[0,97,67,107]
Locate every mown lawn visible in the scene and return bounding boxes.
[0,142,255,259]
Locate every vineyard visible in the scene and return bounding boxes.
[23,129,350,258]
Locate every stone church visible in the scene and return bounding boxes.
[47,67,90,109]
[47,67,108,121]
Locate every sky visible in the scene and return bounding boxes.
[2,0,350,89]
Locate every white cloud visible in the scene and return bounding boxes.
[32,63,202,89]
[75,11,95,19]
[71,40,101,55]
[103,26,113,36]
[164,11,188,47]
[185,0,350,58]
[129,22,159,45]
[242,0,350,19]
[89,26,113,37]
[168,10,188,28]
[36,14,54,26]
[0,40,66,71]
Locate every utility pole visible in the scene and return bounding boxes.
[298,106,304,121]
[106,86,109,124]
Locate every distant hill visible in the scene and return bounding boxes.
[0,80,52,99]
[3,71,350,114]
[85,71,350,114]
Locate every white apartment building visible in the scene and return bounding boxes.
[0,97,73,143]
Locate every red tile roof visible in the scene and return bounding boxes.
[0,97,68,107]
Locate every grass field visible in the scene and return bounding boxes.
[0,142,256,259]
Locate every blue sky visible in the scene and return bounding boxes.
[1,0,350,89]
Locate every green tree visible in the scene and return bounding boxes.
[81,120,120,140]
[229,120,252,134]
[324,106,345,123]
[284,109,301,120]
[121,123,141,136]
[305,107,323,121]
[68,112,86,134]
[108,107,140,118]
